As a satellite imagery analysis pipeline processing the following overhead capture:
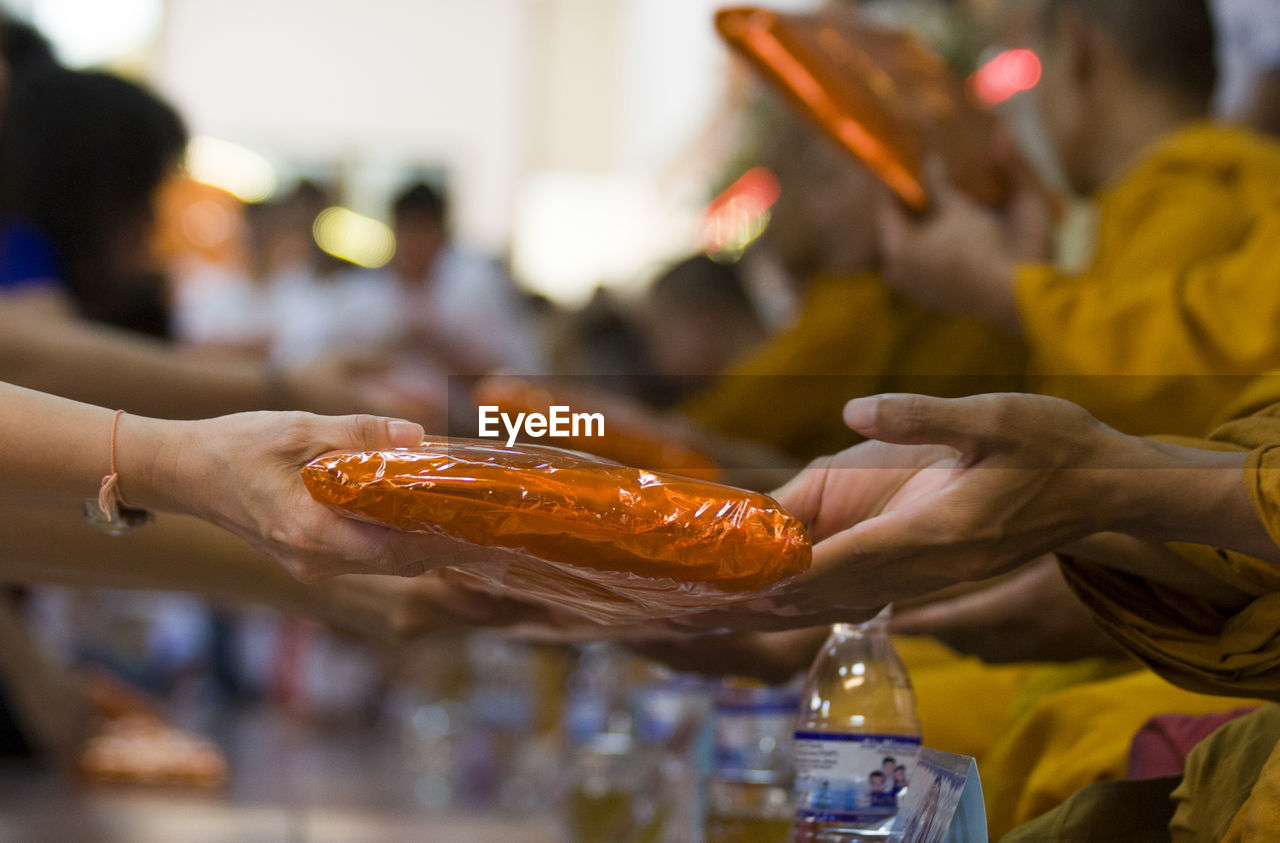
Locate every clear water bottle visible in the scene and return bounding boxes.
[564,642,631,747]
[630,671,715,843]
[792,609,921,842]
[459,632,539,812]
[562,643,641,842]
[705,678,801,843]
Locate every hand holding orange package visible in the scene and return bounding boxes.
[302,439,811,623]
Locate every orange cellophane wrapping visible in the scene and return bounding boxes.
[302,439,810,623]
[472,376,723,481]
[716,6,1008,211]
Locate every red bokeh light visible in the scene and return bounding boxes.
[968,49,1042,107]
[699,167,782,253]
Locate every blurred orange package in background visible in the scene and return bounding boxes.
[302,439,810,623]
[716,6,1008,211]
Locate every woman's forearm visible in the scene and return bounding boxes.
[0,381,192,511]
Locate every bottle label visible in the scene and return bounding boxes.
[792,732,922,825]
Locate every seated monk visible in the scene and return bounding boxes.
[840,0,1280,822]
[682,107,1026,461]
[880,0,1280,439]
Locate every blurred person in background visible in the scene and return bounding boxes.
[260,180,357,368]
[0,19,59,311]
[679,103,1027,460]
[0,66,185,336]
[877,0,1280,439]
[0,16,55,108]
[0,25,434,422]
[159,177,263,356]
[167,180,344,362]
[170,180,376,370]
[342,181,542,376]
[639,255,768,407]
[546,287,655,401]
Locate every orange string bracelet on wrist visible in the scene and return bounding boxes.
[85,410,153,535]
[97,409,129,517]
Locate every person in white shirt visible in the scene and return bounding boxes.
[341,182,541,375]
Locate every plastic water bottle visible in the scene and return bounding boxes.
[792,609,921,842]
[630,671,715,842]
[459,633,539,812]
[564,642,632,748]
[705,678,801,843]
[563,643,640,842]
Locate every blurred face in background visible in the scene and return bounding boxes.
[392,209,446,283]
[644,290,764,381]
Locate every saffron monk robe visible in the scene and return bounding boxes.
[879,0,1280,440]
[851,0,1280,829]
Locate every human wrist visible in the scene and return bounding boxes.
[114,414,207,516]
[1092,434,1249,545]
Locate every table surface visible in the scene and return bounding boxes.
[0,705,560,843]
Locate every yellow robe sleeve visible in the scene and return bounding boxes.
[1019,207,1280,437]
[1016,124,1280,437]
[683,271,1025,459]
[1059,404,1280,701]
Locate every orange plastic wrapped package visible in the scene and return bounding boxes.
[472,376,722,481]
[302,439,811,623]
[716,6,1008,211]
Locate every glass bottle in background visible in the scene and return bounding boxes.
[458,632,540,812]
[385,635,473,812]
[630,669,715,843]
[792,609,921,842]
[705,678,801,843]
[563,643,641,842]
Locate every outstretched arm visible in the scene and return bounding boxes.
[682,393,1270,631]
[0,300,429,421]
[0,381,501,582]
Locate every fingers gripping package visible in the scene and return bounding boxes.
[302,439,811,623]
